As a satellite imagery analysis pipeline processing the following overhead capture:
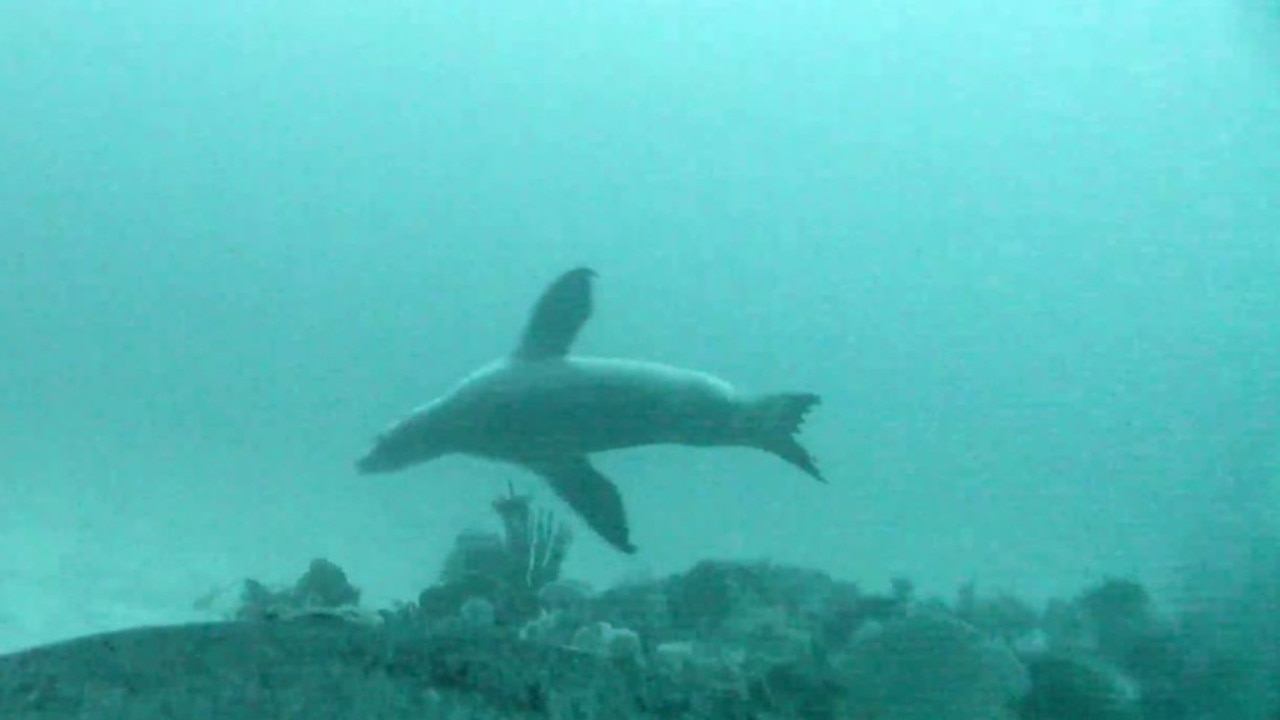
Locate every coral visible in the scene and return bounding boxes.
[1019,653,1141,720]
[536,578,595,615]
[437,529,509,587]
[457,597,497,630]
[143,495,1280,719]
[836,609,1029,720]
[1077,578,1156,661]
[293,558,361,608]
[955,581,1041,645]
[417,483,575,629]
[664,560,841,638]
[569,621,643,662]
[593,580,673,643]
[492,485,572,593]
[517,608,570,644]
[235,558,361,622]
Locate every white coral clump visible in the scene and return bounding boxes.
[570,621,643,662]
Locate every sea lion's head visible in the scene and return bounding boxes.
[355,402,447,474]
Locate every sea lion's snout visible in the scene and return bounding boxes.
[355,433,399,474]
[355,418,445,475]
[354,451,384,474]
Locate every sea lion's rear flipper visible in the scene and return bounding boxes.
[743,392,825,483]
[527,455,637,554]
[515,267,597,361]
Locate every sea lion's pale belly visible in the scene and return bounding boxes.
[439,357,742,458]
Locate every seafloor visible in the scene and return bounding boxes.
[0,489,1275,720]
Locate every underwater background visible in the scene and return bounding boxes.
[0,0,1277,661]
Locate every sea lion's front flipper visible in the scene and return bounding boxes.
[515,267,596,361]
[527,455,636,554]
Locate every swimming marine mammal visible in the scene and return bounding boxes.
[356,267,823,553]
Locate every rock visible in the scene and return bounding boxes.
[0,621,641,720]
[836,610,1029,720]
[1019,653,1141,720]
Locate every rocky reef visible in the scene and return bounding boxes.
[0,487,1276,719]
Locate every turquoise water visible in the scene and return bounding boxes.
[0,0,1277,656]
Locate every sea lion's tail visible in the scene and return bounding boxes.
[742,392,824,482]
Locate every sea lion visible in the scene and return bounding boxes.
[356,267,823,553]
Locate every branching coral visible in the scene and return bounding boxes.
[492,482,573,593]
[418,483,574,628]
